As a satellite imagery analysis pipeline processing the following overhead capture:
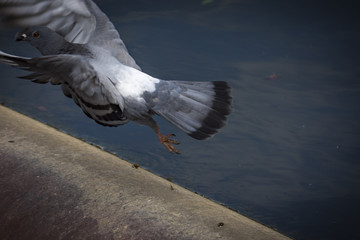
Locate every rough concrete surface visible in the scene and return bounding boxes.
[0,105,291,240]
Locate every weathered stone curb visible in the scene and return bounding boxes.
[0,105,290,240]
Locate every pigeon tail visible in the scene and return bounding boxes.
[151,81,232,140]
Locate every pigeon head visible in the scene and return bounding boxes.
[15,26,67,55]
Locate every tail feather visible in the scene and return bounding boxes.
[152,80,232,140]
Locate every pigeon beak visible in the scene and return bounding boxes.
[15,33,27,41]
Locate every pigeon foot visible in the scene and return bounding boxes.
[158,133,180,154]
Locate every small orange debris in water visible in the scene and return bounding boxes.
[37,106,47,111]
[265,74,281,81]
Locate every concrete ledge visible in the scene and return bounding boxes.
[0,105,290,240]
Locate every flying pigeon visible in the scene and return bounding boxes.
[0,0,232,154]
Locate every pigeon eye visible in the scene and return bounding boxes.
[32,31,40,38]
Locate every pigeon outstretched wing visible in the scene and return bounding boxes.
[0,0,140,70]
[0,50,128,126]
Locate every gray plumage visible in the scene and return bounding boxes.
[0,0,232,153]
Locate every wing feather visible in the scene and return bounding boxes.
[0,50,128,125]
[0,0,141,70]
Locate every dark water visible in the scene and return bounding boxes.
[1,1,360,239]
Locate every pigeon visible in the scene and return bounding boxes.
[0,0,232,154]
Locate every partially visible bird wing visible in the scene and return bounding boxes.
[0,0,141,70]
[0,50,128,126]
[0,0,95,44]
